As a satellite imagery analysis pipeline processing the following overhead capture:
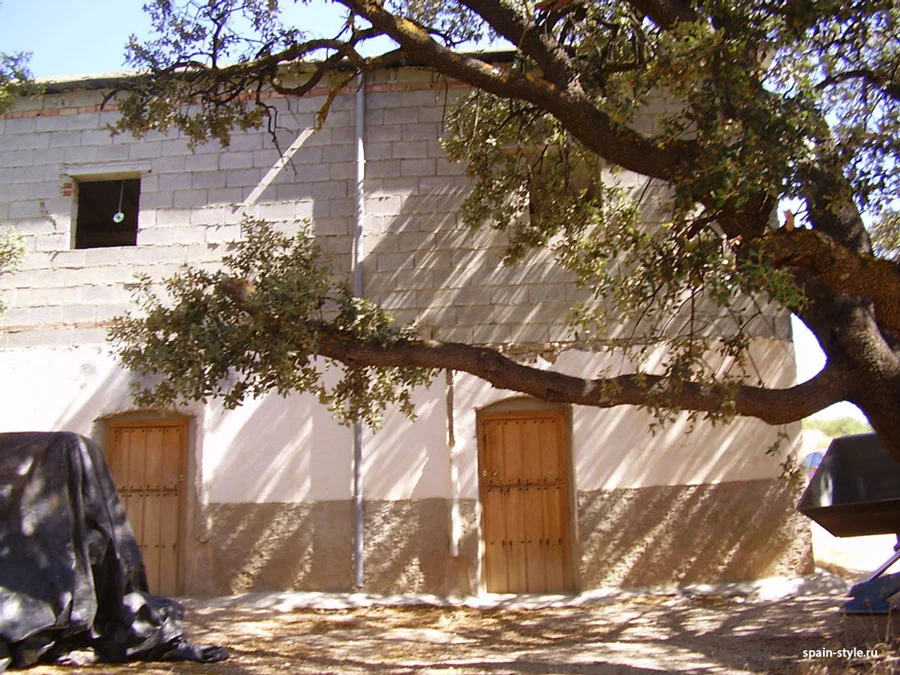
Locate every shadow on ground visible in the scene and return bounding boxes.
[24,581,891,674]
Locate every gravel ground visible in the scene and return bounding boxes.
[22,571,900,674]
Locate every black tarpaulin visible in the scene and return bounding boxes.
[798,432,900,537]
[0,431,227,670]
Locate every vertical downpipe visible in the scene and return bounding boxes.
[352,74,367,590]
[446,369,461,557]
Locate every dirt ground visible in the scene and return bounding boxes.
[22,573,900,675]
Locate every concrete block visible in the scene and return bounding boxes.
[60,303,99,324]
[433,325,473,343]
[186,207,228,229]
[419,175,469,193]
[366,177,419,197]
[328,198,355,218]
[4,117,38,134]
[154,209,193,228]
[418,106,449,124]
[159,139,191,157]
[528,284,569,303]
[414,249,455,269]
[225,133,263,152]
[34,232,69,252]
[415,288,457,309]
[383,107,418,124]
[6,149,37,167]
[205,224,242,244]
[173,189,211,208]
[157,173,191,192]
[94,145,131,162]
[80,129,119,146]
[225,169,265,188]
[253,147,285,168]
[65,113,104,131]
[81,284,132,303]
[8,133,50,151]
[219,151,256,170]
[63,145,99,163]
[368,125,403,143]
[34,115,70,132]
[330,162,355,181]
[376,252,415,272]
[379,289,417,310]
[367,159,403,179]
[401,123,438,141]
[367,195,404,216]
[36,326,77,348]
[400,159,435,177]
[435,157,464,176]
[365,142,392,160]
[392,141,429,159]
[151,155,186,174]
[207,187,248,204]
[298,128,332,146]
[168,225,208,244]
[137,228,172,245]
[275,183,313,201]
[185,153,220,172]
[192,171,227,189]
[72,326,110,346]
[322,144,354,163]
[490,286,531,306]
[331,127,356,144]
[310,181,348,200]
[417,304,457,327]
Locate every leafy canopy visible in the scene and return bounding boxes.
[109,218,434,426]
[105,0,900,433]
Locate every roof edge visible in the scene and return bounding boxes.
[37,48,517,94]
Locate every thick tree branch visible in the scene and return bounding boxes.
[759,229,900,340]
[626,0,697,28]
[315,331,847,424]
[817,67,900,100]
[457,0,575,87]
[338,0,697,181]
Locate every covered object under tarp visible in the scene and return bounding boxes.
[0,431,226,670]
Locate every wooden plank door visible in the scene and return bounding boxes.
[478,410,575,593]
[106,420,187,596]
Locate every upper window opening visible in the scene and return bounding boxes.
[75,178,140,249]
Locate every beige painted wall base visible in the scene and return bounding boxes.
[577,478,814,588]
[198,479,811,596]
[205,501,356,593]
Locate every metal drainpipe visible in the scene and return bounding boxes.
[446,369,461,558]
[352,73,367,590]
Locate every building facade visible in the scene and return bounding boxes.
[0,65,812,597]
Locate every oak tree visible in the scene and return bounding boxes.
[110,1,900,454]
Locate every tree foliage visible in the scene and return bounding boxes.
[108,0,900,452]
[803,416,873,439]
[0,29,37,115]
[0,228,24,316]
[110,218,433,426]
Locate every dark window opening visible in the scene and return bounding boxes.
[75,178,140,249]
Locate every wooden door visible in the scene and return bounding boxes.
[478,410,575,593]
[106,420,187,596]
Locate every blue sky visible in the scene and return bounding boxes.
[0,1,155,78]
[0,0,351,78]
[0,1,865,421]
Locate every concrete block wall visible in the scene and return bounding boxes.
[0,80,358,349]
[361,71,583,346]
[0,66,790,354]
[0,67,589,353]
